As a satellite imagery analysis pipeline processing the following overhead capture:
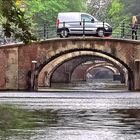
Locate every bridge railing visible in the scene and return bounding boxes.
[110,21,140,40]
[42,20,140,40]
[30,20,140,40]
[31,24,57,40]
[0,20,140,45]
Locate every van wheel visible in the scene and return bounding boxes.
[97,28,104,37]
[60,29,69,38]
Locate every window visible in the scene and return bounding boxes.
[81,14,94,22]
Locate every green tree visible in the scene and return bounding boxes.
[107,0,129,36]
[24,0,86,27]
[66,0,86,12]
[0,0,36,44]
[108,0,126,22]
[0,0,86,42]
[22,0,86,39]
[87,0,129,24]
[87,0,112,21]
[120,0,140,23]
[120,0,140,16]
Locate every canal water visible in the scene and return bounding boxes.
[0,81,140,140]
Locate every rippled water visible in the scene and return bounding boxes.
[0,91,140,140]
[0,80,139,140]
[51,80,127,91]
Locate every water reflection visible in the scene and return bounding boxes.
[116,109,140,134]
[51,79,127,91]
[0,105,58,140]
[1,95,140,140]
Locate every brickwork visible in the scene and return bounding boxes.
[0,38,140,90]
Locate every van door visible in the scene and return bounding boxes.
[67,14,83,35]
[68,21,83,35]
[81,14,97,35]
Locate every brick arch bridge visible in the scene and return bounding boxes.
[87,65,119,79]
[70,61,125,82]
[86,62,119,74]
[52,57,123,82]
[86,62,126,82]
[81,61,124,83]
[0,37,140,91]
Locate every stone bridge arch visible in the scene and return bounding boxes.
[51,56,99,83]
[1,37,140,91]
[87,66,118,79]
[86,62,126,83]
[36,48,133,90]
[70,61,125,82]
[87,63,119,74]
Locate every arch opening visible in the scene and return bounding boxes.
[35,49,133,91]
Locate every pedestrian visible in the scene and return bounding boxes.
[131,16,138,40]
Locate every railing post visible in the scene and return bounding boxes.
[121,22,125,38]
[43,23,46,40]
[103,21,105,36]
[83,19,85,36]
[63,22,65,37]
[46,23,48,39]
[43,23,47,40]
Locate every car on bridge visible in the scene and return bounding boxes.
[56,12,112,38]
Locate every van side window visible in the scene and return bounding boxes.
[81,14,94,22]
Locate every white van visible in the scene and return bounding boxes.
[56,12,112,38]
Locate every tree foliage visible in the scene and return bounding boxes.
[24,0,86,27]
[0,0,36,44]
[120,0,140,23]
[0,0,86,43]
[87,0,140,24]
[108,0,128,24]
[86,0,131,36]
[65,0,86,12]
[87,0,112,21]
[120,0,140,16]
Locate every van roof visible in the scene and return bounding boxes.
[58,12,98,22]
[58,12,81,22]
[58,12,90,16]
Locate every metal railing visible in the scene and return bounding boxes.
[0,20,140,45]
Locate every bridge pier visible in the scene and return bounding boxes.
[30,61,37,91]
[134,60,140,91]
